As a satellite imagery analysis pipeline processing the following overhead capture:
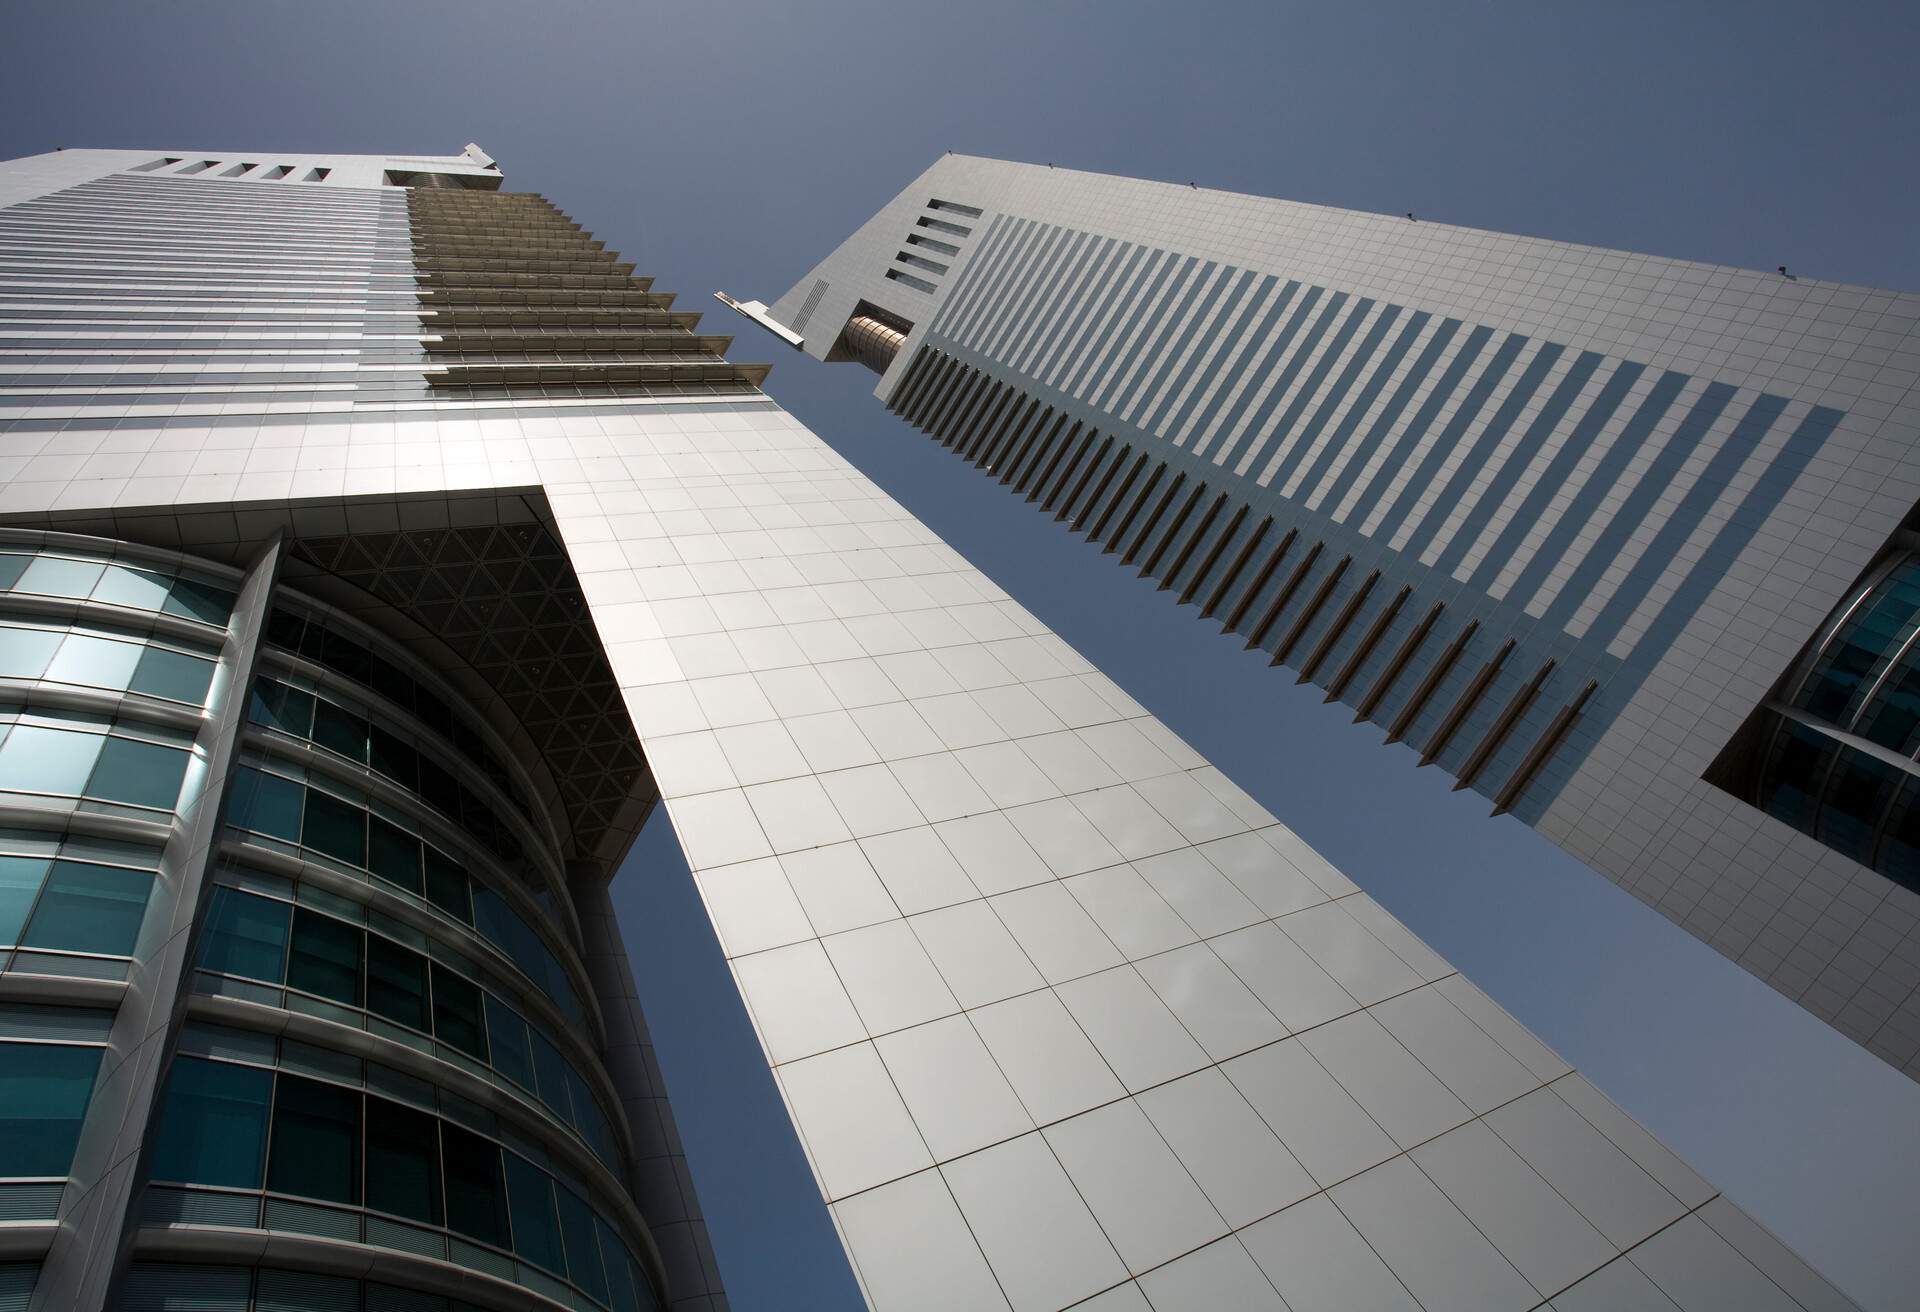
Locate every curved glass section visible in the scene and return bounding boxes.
[0,1004,114,1221]
[1740,547,1920,889]
[0,545,234,626]
[145,1046,659,1312]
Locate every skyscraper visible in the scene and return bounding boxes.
[740,153,1920,1084]
[0,146,1857,1311]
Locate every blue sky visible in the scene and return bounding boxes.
[5,2,1919,1307]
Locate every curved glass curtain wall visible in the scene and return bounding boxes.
[1747,547,1920,887]
[0,534,661,1310]
[0,539,234,1222]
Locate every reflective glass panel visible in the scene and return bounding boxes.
[369,726,418,792]
[287,908,362,1006]
[22,860,151,955]
[0,626,62,680]
[504,1152,564,1274]
[148,1056,272,1188]
[441,1122,508,1245]
[430,963,487,1060]
[17,557,104,599]
[311,700,368,764]
[227,767,302,841]
[0,854,49,944]
[45,634,141,691]
[367,816,422,895]
[531,1031,574,1119]
[0,1042,102,1177]
[482,993,534,1091]
[130,647,215,705]
[0,726,105,795]
[366,936,428,1031]
[87,737,189,810]
[365,1096,441,1225]
[198,886,289,982]
[267,1075,361,1205]
[90,564,172,612]
[556,1183,609,1301]
[249,679,314,736]
[160,579,234,625]
[301,789,365,866]
[0,556,26,590]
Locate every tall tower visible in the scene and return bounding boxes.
[738,154,1920,1085]
[0,147,1858,1311]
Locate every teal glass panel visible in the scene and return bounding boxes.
[22,860,151,955]
[197,886,290,982]
[369,726,418,792]
[267,1075,361,1205]
[301,789,365,866]
[0,555,26,590]
[423,848,471,924]
[429,964,487,1061]
[555,1183,609,1301]
[87,737,189,810]
[367,816,423,895]
[503,1152,565,1274]
[287,908,363,1006]
[366,936,428,1032]
[311,700,369,764]
[365,1096,441,1225]
[130,647,215,705]
[441,1123,508,1246]
[17,557,103,599]
[148,1055,272,1188]
[0,854,49,944]
[248,678,314,736]
[160,578,234,625]
[599,1217,644,1312]
[531,1032,573,1119]
[0,626,62,680]
[0,1042,102,1177]
[227,767,303,841]
[45,634,141,691]
[90,563,172,611]
[0,726,105,796]
[483,993,534,1091]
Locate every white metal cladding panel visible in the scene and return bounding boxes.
[0,400,1860,1311]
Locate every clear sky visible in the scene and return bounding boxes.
[5,2,1920,1307]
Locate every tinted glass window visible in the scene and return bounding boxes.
[531,1031,574,1118]
[302,789,366,866]
[148,1056,272,1188]
[0,627,62,680]
[267,1075,361,1204]
[311,700,369,764]
[483,993,534,1090]
[161,578,234,625]
[198,886,290,982]
[424,848,471,924]
[0,1042,102,1177]
[91,564,173,612]
[365,1097,441,1225]
[87,737,189,810]
[22,860,151,955]
[369,726,419,792]
[430,964,487,1060]
[227,767,303,841]
[368,816,423,895]
[0,854,49,944]
[440,1122,507,1245]
[366,936,428,1031]
[46,634,141,690]
[0,726,104,795]
[503,1152,564,1274]
[17,556,104,598]
[556,1183,609,1301]
[287,908,363,1006]
[130,647,215,705]
[249,679,314,736]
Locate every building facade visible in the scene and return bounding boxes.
[745,154,1920,1082]
[0,146,1860,1311]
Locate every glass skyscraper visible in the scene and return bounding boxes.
[741,153,1920,1086]
[0,146,1861,1311]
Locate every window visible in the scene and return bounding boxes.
[226,767,302,841]
[531,1030,574,1118]
[425,848,471,923]
[484,993,535,1090]
[149,1056,272,1188]
[250,679,314,736]
[365,1097,441,1224]
[301,789,365,866]
[928,198,984,218]
[0,726,103,795]
[87,737,189,810]
[0,1043,102,1177]
[130,157,182,172]
[91,564,172,612]
[130,647,214,704]
[267,1075,360,1204]
[302,167,331,182]
[885,268,938,295]
[557,1183,610,1301]
[17,556,104,598]
[504,1152,565,1274]
[366,936,429,1032]
[440,1122,507,1245]
[198,886,290,982]
[430,963,487,1060]
[367,816,423,894]
[0,627,63,680]
[311,700,368,764]
[0,855,49,943]
[46,633,141,690]
[21,860,151,955]
[286,908,362,1006]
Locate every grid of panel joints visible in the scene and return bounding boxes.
[884,345,1591,816]
[406,189,771,400]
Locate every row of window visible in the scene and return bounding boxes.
[0,548,233,625]
[0,1040,104,1178]
[0,621,215,706]
[1755,715,1920,886]
[0,852,153,960]
[149,1056,655,1312]
[224,764,583,1025]
[263,608,529,815]
[121,1263,610,1312]
[1791,551,1920,757]
[0,717,193,815]
[250,675,528,868]
[198,884,617,1166]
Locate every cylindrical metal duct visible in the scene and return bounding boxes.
[843,314,907,374]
